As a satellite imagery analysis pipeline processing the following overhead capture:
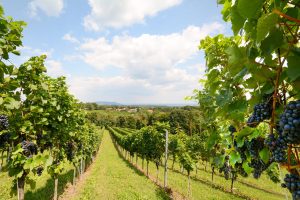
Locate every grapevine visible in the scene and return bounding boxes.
[192,0,300,197]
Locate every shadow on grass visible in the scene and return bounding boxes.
[193,166,285,197]
[155,187,171,200]
[24,169,73,200]
[170,168,253,200]
[112,140,144,177]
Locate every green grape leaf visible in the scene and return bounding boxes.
[12,50,20,56]
[257,13,278,42]
[231,6,246,35]
[207,131,219,149]
[226,45,247,73]
[5,98,21,109]
[229,150,242,165]
[16,170,24,178]
[259,148,270,164]
[236,127,254,143]
[261,28,284,55]
[212,155,225,168]
[287,55,300,81]
[26,178,37,190]
[237,0,263,19]
[247,129,261,140]
[242,162,253,174]
[226,45,243,65]
[24,159,33,170]
[216,89,233,107]
[221,0,232,21]
[45,155,53,167]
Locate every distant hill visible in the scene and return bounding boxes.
[94,101,197,107]
[95,101,122,106]
[126,103,197,107]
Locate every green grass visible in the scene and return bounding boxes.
[133,156,290,200]
[132,158,243,200]
[73,130,169,200]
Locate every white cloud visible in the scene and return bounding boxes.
[10,46,54,66]
[19,46,54,58]
[84,0,182,31]
[45,60,65,77]
[29,0,64,17]
[68,74,200,104]
[62,33,80,44]
[66,23,222,103]
[79,22,223,79]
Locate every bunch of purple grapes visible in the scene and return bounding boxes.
[21,141,37,158]
[279,100,300,144]
[247,137,265,159]
[249,159,269,179]
[219,155,231,180]
[265,133,287,163]
[247,102,272,127]
[36,166,43,176]
[282,173,300,200]
[0,115,10,147]
[0,115,9,130]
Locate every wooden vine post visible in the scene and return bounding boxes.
[164,129,169,189]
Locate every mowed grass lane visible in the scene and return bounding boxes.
[73,131,169,200]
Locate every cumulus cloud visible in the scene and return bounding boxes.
[66,23,223,103]
[84,0,182,31]
[79,22,223,79]
[29,0,64,17]
[62,33,80,44]
[67,74,199,104]
[46,60,66,77]
[19,46,54,57]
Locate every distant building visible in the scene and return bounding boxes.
[116,108,126,112]
[128,108,137,113]
[147,109,154,113]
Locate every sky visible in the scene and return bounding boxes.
[1,0,231,104]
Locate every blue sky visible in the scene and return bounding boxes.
[1,0,230,104]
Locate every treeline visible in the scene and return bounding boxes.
[86,107,203,135]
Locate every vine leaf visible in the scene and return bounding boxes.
[259,148,270,164]
[237,0,263,19]
[4,98,21,109]
[207,131,219,149]
[235,127,254,146]
[26,178,37,190]
[225,45,247,75]
[287,55,300,81]
[229,150,242,165]
[261,28,284,55]
[257,13,278,43]
[242,162,253,174]
[231,6,245,35]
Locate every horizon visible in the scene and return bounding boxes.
[84,100,198,106]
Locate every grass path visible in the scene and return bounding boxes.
[135,157,287,200]
[69,131,169,200]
